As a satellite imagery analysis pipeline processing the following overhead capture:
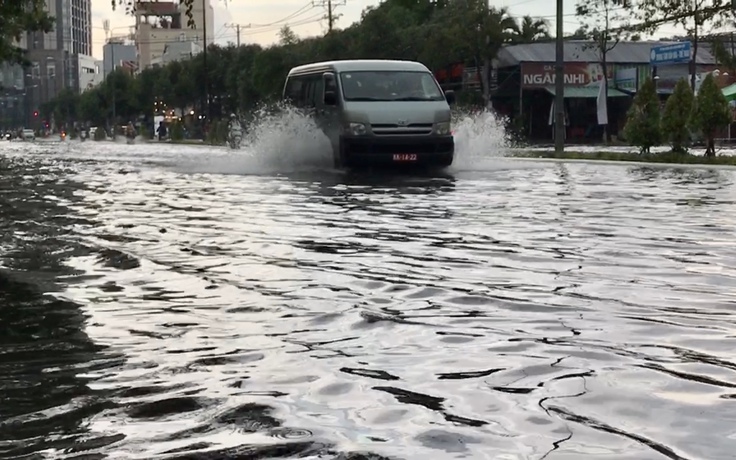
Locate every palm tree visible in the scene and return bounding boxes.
[514,15,551,43]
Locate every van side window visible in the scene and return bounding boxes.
[284,77,304,106]
[285,73,330,107]
[303,75,323,108]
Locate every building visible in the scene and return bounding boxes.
[103,39,137,77]
[134,0,214,70]
[23,0,92,123]
[78,54,102,91]
[0,37,28,129]
[491,40,722,142]
[151,40,203,67]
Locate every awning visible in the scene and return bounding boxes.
[544,86,630,98]
[722,83,736,101]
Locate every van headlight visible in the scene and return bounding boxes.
[434,122,451,135]
[349,122,367,135]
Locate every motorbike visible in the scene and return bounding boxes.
[227,130,243,149]
[125,129,136,145]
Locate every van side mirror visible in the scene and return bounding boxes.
[444,90,456,105]
[324,91,337,106]
[323,71,337,106]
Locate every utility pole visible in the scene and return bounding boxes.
[111,41,116,132]
[328,0,333,32]
[224,23,242,46]
[203,0,210,122]
[554,0,565,154]
[312,0,345,33]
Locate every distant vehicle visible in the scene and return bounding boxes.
[21,128,35,141]
[282,59,456,169]
[4,132,11,140]
[227,130,242,149]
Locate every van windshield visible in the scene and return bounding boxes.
[339,71,445,102]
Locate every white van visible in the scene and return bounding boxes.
[283,59,456,168]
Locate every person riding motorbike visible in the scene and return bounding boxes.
[125,122,136,138]
[227,113,243,147]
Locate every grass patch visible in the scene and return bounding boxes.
[511,149,736,165]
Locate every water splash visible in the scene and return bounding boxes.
[178,102,333,175]
[185,103,520,175]
[31,102,526,175]
[448,107,529,172]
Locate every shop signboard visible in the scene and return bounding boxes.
[614,67,638,91]
[521,62,611,89]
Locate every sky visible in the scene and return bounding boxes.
[89,0,689,60]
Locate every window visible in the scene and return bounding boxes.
[284,78,303,103]
[284,74,322,107]
[339,71,444,102]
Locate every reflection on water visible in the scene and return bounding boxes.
[0,157,122,458]
[2,144,736,459]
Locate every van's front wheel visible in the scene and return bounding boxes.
[332,141,347,169]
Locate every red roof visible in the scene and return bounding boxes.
[135,1,178,15]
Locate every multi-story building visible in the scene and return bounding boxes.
[0,36,28,129]
[103,39,137,77]
[135,0,214,70]
[24,0,93,123]
[150,40,203,67]
[78,54,102,91]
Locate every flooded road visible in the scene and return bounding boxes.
[2,139,736,460]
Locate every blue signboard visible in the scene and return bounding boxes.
[650,42,691,65]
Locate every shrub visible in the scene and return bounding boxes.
[623,77,661,155]
[662,78,695,154]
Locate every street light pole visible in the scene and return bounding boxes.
[111,41,116,133]
[554,0,565,154]
[203,0,209,123]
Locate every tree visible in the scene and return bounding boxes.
[691,72,731,157]
[0,0,54,64]
[513,16,550,43]
[278,25,299,47]
[438,1,518,107]
[624,77,662,154]
[662,78,695,153]
[636,0,730,90]
[576,0,636,141]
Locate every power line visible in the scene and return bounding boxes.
[311,0,346,32]
[224,23,242,46]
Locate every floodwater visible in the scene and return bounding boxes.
[2,120,736,459]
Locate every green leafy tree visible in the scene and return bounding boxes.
[278,26,299,47]
[438,1,518,106]
[691,73,732,157]
[169,121,184,141]
[624,77,662,154]
[576,0,637,141]
[52,87,78,129]
[0,1,54,64]
[79,90,106,125]
[513,15,550,43]
[662,78,694,153]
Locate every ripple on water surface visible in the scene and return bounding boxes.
[1,143,736,459]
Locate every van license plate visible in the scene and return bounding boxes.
[393,154,417,161]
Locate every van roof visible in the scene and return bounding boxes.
[287,59,430,76]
